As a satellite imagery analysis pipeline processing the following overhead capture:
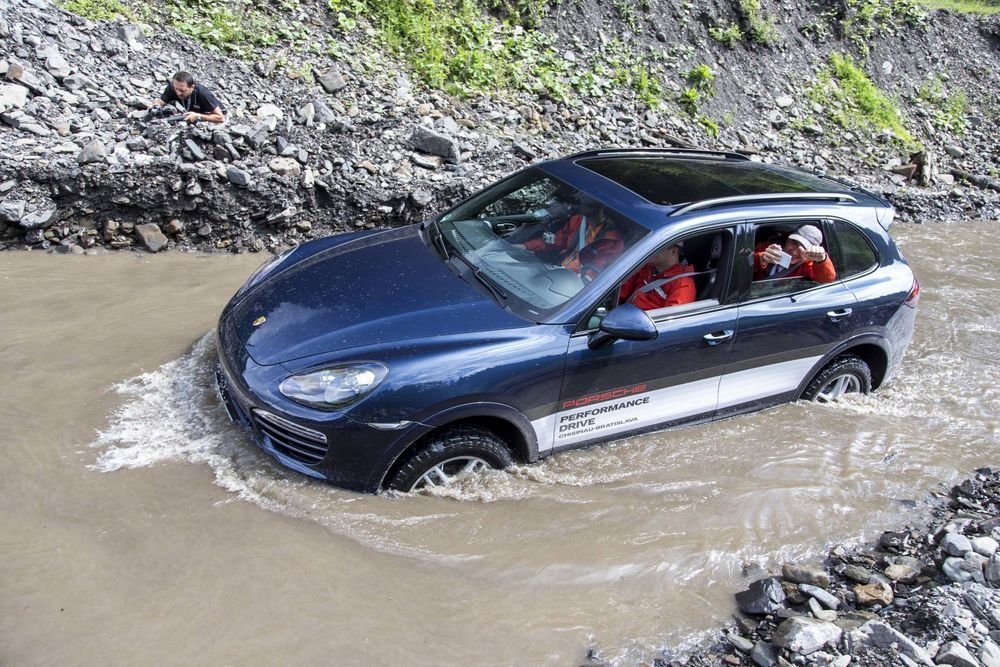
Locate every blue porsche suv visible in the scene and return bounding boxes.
[215,149,919,493]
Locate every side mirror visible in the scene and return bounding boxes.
[588,304,658,349]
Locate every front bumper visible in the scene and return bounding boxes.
[214,325,404,493]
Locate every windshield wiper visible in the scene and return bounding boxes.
[450,252,508,302]
[426,220,450,260]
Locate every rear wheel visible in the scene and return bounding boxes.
[802,354,872,403]
[387,427,514,493]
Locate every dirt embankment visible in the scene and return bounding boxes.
[0,0,998,254]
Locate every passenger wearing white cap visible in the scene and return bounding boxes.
[754,224,836,283]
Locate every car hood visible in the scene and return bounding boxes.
[228,226,529,365]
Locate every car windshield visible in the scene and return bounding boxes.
[434,168,648,320]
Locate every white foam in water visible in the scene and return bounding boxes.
[91,333,225,472]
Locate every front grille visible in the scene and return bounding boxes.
[252,409,329,465]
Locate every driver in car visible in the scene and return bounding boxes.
[517,196,624,282]
[619,241,696,310]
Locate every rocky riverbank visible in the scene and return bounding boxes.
[1,0,999,254]
[600,468,1000,667]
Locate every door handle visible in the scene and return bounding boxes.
[826,308,853,322]
[703,330,734,345]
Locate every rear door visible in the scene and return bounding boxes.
[716,220,858,417]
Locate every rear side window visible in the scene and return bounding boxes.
[833,221,879,279]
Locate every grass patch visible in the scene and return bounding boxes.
[921,0,1000,12]
[326,0,673,107]
[739,0,780,44]
[58,0,134,21]
[708,21,743,47]
[841,0,928,53]
[809,52,917,148]
[161,0,309,58]
[918,75,968,134]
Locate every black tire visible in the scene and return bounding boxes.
[386,427,514,492]
[802,354,872,403]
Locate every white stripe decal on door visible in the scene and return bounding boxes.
[533,356,821,453]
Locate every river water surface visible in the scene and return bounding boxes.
[2,221,998,666]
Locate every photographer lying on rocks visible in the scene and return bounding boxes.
[146,71,226,124]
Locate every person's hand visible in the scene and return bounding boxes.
[761,243,783,265]
[802,244,827,262]
[183,111,201,123]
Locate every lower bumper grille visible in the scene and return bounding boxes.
[252,409,329,465]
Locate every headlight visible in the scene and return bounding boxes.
[278,363,388,410]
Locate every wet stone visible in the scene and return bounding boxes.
[736,577,786,615]
[134,223,166,252]
[783,563,831,588]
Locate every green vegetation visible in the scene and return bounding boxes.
[57,0,134,21]
[918,75,968,134]
[739,0,779,44]
[324,0,676,108]
[841,0,927,54]
[809,52,917,148]
[708,22,743,47]
[678,64,715,116]
[921,0,1000,13]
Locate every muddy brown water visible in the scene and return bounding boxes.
[2,221,998,666]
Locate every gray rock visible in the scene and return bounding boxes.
[513,141,536,160]
[725,631,753,653]
[773,616,842,655]
[0,83,27,112]
[19,208,57,230]
[776,95,794,108]
[972,537,999,557]
[945,555,987,584]
[45,51,70,78]
[751,641,777,667]
[986,554,1000,586]
[736,577,786,615]
[226,166,251,187]
[268,157,301,177]
[842,564,872,583]
[937,641,982,667]
[783,563,830,588]
[981,640,1000,667]
[885,563,921,583]
[183,138,205,161]
[944,533,974,557]
[846,620,934,666]
[135,223,167,252]
[410,189,433,208]
[945,145,967,159]
[311,98,337,124]
[77,139,107,165]
[256,103,283,120]
[317,67,347,93]
[409,125,460,164]
[799,583,840,609]
[0,199,25,222]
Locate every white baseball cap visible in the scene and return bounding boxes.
[788,224,823,248]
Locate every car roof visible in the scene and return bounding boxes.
[536,148,892,231]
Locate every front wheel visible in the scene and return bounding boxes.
[386,427,514,493]
[802,354,872,403]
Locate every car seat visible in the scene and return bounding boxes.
[696,234,722,300]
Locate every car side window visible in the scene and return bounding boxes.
[832,220,879,279]
[581,229,732,330]
[748,221,837,299]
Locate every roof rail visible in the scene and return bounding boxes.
[566,147,751,162]
[669,192,858,217]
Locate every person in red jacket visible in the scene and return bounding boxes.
[619,242,696,310]
[753,224,837,283]
[520,198,624,282]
